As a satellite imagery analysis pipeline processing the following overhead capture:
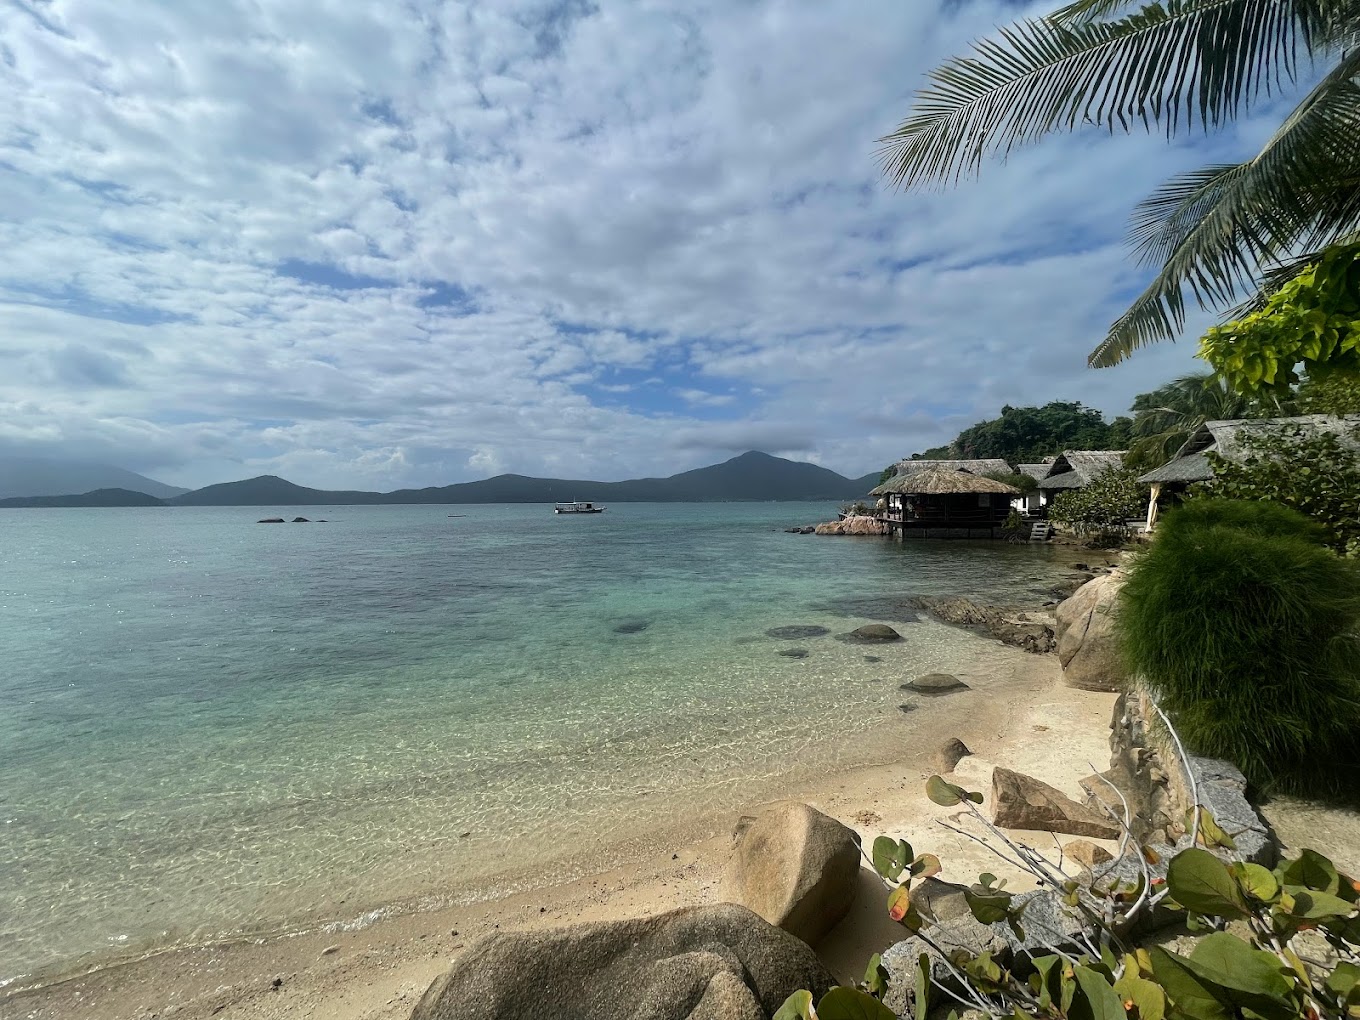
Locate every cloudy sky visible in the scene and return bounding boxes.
[2,1,1283,489]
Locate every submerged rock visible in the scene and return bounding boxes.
[410,903,834,1020]
[720,803,860,948]
[257,518,285,524]
[845,624,901,642]
[863,655,882,663]
[612,620,650,635]
[291,517,310,523]
[764,625,830,640]
[902,673,970,695]
[777,648,809,659]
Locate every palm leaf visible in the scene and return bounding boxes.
[1087,47,1360,366]
[879,0,1330,189]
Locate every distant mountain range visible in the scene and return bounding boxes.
[0,456,189,500]
[0,452,882,508]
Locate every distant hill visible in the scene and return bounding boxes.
[162,452,878,506]
[0,488,168,508]
[0,456,188,500]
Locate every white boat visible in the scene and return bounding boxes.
[554,501,606,514]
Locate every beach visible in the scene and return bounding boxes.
[7,637,1119,1020]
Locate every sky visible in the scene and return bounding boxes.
[0,0,1290,489]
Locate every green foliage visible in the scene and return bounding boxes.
[878,466,896,485]
[1200,245,1360,398]
[1126,373,1267,472]
[987,471,1039,495]
[911,402,1133,464]
[1048,466,1144,540]
[1202,422,1360,555]
[778,778,1360,1020]
[1119,499,1360,793]
[1295,372,1360,416]
[877,0,1360,370]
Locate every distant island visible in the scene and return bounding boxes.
[0,451,882,508]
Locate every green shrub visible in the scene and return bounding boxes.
[1119,499,1360,793]
[1049,465,1143,540]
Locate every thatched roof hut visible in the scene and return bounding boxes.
[1037,450,1126,491]
[891,457,1012,477]
[1138,414,1360,485]
[870,465,1020,497]
[1015,462,1052,481]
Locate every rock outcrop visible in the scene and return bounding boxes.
[720,802,861,947]
[814,516,887,536]
[906,596,1056,654]
[991,767,1121,839]
[1053,573,1126,692]
[935,737,972,773]
[409,903,834,1020]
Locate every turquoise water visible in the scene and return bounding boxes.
[0,503,1069,983]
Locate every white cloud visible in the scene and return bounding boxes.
[0,0,1279,488]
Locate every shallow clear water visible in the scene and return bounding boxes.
[0,502,1069,982]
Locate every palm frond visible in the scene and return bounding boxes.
[1088,48,1360,367]
[1052,0,1154,24]
[879,0,1330,189]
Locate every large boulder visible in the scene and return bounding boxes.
[720,802,861,946]
[410,903,833,1020]
[847,624,901,642]
[1053,573,1127,692]
[991,767,1121,839]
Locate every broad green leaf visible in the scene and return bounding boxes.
[1033,954,1063,1011]
[1285,886,1357,919]
[1194,808,1237,851]
[964,884,1013,924]
[863,954,889,1000]
[1165,848,1249,919]
[1072,964,1127,1020]
[910,853,941,880]
[1184,933,1292,1001]
[914,951,931,1019]
[1147,947,1230,1020]
[1327,962,1360,998]
[816,986,899,1020]
[925,775,964,806]
[774,989,816,1020]
[1280,849,1341,895]
[1114,970,1167,1020]
[872,836,908,881]
[1230,862,1280,903]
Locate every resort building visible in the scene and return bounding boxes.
[869,464,1020,539]
[1035,450,1127,500]
[1013,461,1053,514]
[1137,414,1360,530]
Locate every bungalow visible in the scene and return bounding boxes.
[1137,414,1360,530]
[891,457,1013,477]
[869,464,1020,539]
[1036,450,1127,499]
[1014,461,1054,514]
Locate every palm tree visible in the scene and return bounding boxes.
[879,0,1360,368]
[1125,371,1264,469]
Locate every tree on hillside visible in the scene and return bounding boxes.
[1125,372,1266,470]
[918,401,1131,463]
[879,1,1360,377]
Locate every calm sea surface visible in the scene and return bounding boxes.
[0,502,1070,983]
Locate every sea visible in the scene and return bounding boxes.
[0,502,1073,986]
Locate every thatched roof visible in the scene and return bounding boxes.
[1038,450,1126,489]
[892,458,1013,477]
[1138,414,1360,485]
[871,465,1020,496]
[1016,463,1051,480]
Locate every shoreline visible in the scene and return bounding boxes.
[7,631,1118,1020]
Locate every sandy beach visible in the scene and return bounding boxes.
[6,647,1118,1020]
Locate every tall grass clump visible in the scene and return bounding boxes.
[1120,499,1360,794]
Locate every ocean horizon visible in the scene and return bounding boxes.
[0,502,1072,986]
